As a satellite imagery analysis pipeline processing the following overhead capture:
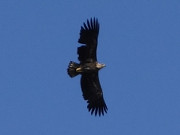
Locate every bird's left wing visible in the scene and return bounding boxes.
[80,72,108,116]
[78,18,99,62]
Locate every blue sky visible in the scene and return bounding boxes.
[0,0,180,135]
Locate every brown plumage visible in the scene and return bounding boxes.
[67,18,107,116]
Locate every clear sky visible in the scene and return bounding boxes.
[0,0,180,135]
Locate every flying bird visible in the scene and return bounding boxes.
[67,18,108,116]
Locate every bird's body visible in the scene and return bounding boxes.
[67,18,107,116]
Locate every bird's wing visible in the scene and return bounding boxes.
[78,18,99,62]
[81,72,108,116]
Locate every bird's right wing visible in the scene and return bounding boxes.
[80,72,108,116]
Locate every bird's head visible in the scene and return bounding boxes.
[96,62,105,69]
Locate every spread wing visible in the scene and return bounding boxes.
[81,72,108,116]
[78,18,99,62]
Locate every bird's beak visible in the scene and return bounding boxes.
[97,63,106,69]
[100,64,105,68]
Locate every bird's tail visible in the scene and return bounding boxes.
[67,61,80,78]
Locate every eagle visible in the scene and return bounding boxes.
[67,18,108,116]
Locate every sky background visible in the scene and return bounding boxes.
[0,0,180,135]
